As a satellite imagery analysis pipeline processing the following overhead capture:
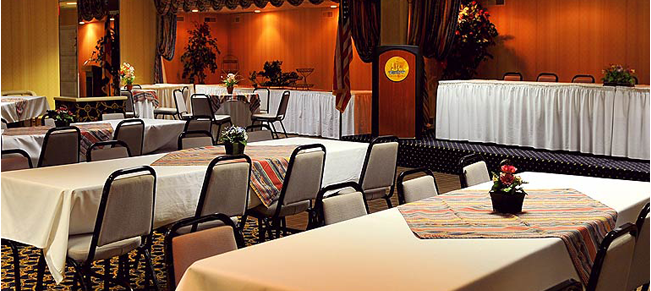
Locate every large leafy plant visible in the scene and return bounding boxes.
[602,64,636,86]
[249,60,299,87]
[181,22,221,84]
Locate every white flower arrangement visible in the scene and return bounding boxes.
[222,73,240,87]
[119,62,136,85]
[220,125,248,145]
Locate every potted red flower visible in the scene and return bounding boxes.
[489,159,527,214]
[46,106,75,127]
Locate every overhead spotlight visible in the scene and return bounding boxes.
[254,9,261,13]
[109,17,115,21]
[191,9,199,12]
[66,2,77,5]
[79,21,85,25]
[330,5,337,8]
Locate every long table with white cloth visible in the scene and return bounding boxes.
[0,137,367,283]
[1,96,50,123]
[176,172,649,291]
[436,80,650,160]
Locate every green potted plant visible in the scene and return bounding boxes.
[250,60,300,87]
[489,160,527,214]
[180,22,221,84]
[602,64,636,87]
[222,73,240,94]
[47,106,75,127]
[119,62,135,91]
[220,126,248,155]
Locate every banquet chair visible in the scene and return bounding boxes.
[586,223,637,291]
[253,87,271,114]
[184,116,213,135]
[503,72,523,81]
[312,181,368,228]
[86,140,132,162]
[154,89,191,120]
[101,112,126,120]
[251,90,290,138]
[537,72,559,82]
[458,153,491,188]
[358,135,399,208]
[572,74,596,84]
[2,90,37,96]
[114,119,144,156]
[164,213,241,290]
[190,94,232,139]
[245,124,275,142]
[2,149,33,171]
[544,279,583,291]
[37,126,80,167]
[124,84,142,90]
[178,130,215,150]
[120,90,137,118]
[249,144,326,242]
[2,118,8,129]
[633,76,639,85]
[627,203,650,291]
[397,167,439,205]
[36,166,159,290]
[41,115,56,127]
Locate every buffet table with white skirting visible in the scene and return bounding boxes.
[195,85,371,139]
[140,84,194,117]
[435,80,650,160]
[1,96,50,123]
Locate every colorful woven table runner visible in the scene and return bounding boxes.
[132,90,160,108]
[150,145,296,207]
[209,93,260,113]
[397,189,617,285]
[2,123,114,157]
[1,97,28,116]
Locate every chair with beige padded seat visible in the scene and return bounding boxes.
[503,72,523,81]
[120,90,137,118]
[37,126,80,167]
[2,149,33,171]
[586,223,638,291]
[397,167,439,205]
[164,213,242,290]
[191,94,232,139]
[41,115,56,127]
[86,140,132,162]
[627,203,650,291]
[312,181,368,227]
[251,90,290,138]
[245,124,275,142]
[537,72,559,82]
[113,119,144,156]
[249,144,326,242]
[183,116,213,136]
[253,87,271,114]
[178,130,214,150]
[154,88,192,120]
[357,135,399,208]
[458,153,491,188]
[1,118,8,129]
[2,90,37,96]
[101,112,126,120]
[572,74,596,84]
[36,166,160,290]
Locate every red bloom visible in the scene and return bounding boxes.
[500,173,514,185]
[455,30,460,35]
[501,164,517,174]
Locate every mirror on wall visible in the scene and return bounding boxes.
[59,1,79,97]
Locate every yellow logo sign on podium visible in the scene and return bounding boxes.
[384,56,410,82]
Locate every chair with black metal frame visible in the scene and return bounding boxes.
[190,94,232,139]
[37,126,81,168]
[312,181,368,228]
[178,130,215,150]
[120,90,137,118]
[183,115,213,135]
[2,117,8,129]
[101,112,126,121]
[537,72,559,82]
[41,114,56,127]
[251,90,290,138]
[633,76,639,85]
[627,203,650,291]
[35,166,160,291]
[86,140,132,162]
[245,123,275,142]
[114,118,145,156]
[124,84,142,90]
[253,87,271,114]
[397,167,439,205]
[572,74,596,84]
[544,279,583,291]
[164,213,242,290]
[248,144,326,242]
[154,89,192,120]
[503,72,523,81]
[584,222,638,291]
[458,153,491,188]
[357,135,399,209]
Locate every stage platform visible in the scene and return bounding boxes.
[341,132,650,182]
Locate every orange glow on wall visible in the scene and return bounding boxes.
[78,21,106,96]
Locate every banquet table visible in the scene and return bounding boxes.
[0,137,367,283]
[209,93,260,127]
[131,89,160,119]
[140,84,194,119]
[1,96,50,123]
[176,172,649,291]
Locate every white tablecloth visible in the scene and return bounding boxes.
[1,96,50,123]
[177,172,649,291]
[140,84,195,118]
[133,99,156,119]
[0,137,367,283]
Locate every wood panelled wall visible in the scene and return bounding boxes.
[1,0,60,107]
[120,0,157,85]
[477,0,650,84]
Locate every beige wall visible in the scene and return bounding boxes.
[120,0,157,85]
[1,0,60,107]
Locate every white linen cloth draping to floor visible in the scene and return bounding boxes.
[140,84,195,118]
[1,96,50,123]
[176,172,649,291]
[133,99,156,119]
[0,137,368,283]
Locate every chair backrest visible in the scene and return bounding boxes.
[183,116,213,134]
[245,124,275,142]
[544,279,583,291]
[120,90,135,114]
[537,72,559,82]
[1,149,33,171]
[314,182,368,227]
[253,88,270,113]
[88,166,156,262]
[459,153,490,188]
[165,213,240,289]
[397,168,439,205]
[276,91,290,118]
[1,118,7,129]
[2,90,37,96]
[86,140,132,162]
[627,203,650,290]
[359,136,399,193]
[101,112,126,120]
[503,72,523,81]
[587,223,638,291]
[38,126,80,167]
[633,76,639,85]
[191,94,214,119]
[178,130,214,150]
[572,74,595,84]
[41,115,56,127]
[114,119,144,156]
[277,144,326,211]
[173,89,188,114]
[195,155,251,219]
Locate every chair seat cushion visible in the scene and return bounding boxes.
[364,187,389,201]
[251,200,310,218]
[174,216,239,235]
[214,115,231,122]
[251,113,277,120]
[154,107,177,114]
[125,112,136,118]
[67,234,141,263]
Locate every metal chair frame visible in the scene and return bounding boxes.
[358,135,399,208]
[37,126,81,168]
[396,167,439,205]
[86,140,132,162]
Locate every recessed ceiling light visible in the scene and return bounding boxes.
[79,21,85,25]
[109,17,115,21]
[330,5,337,8]
[66,2,76,5]
[254,9,261,13]
[191,9,199,12]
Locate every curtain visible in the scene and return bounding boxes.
[79,0,108,22]
[350,0,380,63]
[154,13,178,83]
[153,0,330,12]
[407,0,460,61]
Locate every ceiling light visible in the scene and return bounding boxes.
[79,21,85,24]
[330,5,337,8]
[191,9,199,12]
[109,17,115,21]
[66,2,77,5]
[254,9,261,13]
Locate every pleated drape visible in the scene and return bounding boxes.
[154,13,178,83]
[350,0,380,63]
[79,0,108,21]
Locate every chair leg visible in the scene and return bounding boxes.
[141,248,160,291]
[103,259,111,291]
[68,259,89,291]
[35,251,46,291]
[384,196,393,209]
[268,122,280,139]
[118,254,130,287]
[642,284,649,291]
[281,218,288,236]
[279,120,289,138]
[6,241,21,291]
[257,217,266,243]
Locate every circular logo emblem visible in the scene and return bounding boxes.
[384,56,410,82]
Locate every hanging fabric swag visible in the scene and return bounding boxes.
[79,0,109,22]
[350,0,380,63]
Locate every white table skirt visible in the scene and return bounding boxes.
[177,172,649,291]
[140,84,194,118]
[133,100,156,119]
[1,96,50,123]
[0,137,368,283]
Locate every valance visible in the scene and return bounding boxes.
[78,0,108,21]
[407,0,461,61]
[154,0,334,13]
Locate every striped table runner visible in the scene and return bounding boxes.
[398,189,617,285]
[150,145,296,207]
[132,90,160,108]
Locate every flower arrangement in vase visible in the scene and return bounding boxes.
[489,160,527,214]
[47,106,75,127]
[220,126,248,155]
[119,62,136,91]
[222,73,240,94]
[602,64,636,87]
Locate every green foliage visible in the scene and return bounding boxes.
[250,60,299,87]
[47,106,75,123]
[181,22,221,84]
[602,64,636,86]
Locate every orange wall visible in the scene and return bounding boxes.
[477,0,650,84]
[165,7,372,90]
[78,21,106,96]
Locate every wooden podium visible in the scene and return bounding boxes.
[372,45,424,139]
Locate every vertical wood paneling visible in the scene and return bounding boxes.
[120,0,157,84]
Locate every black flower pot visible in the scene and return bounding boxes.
[54,120,70,127]
[489,190,526,214]
[224,142,245,155]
